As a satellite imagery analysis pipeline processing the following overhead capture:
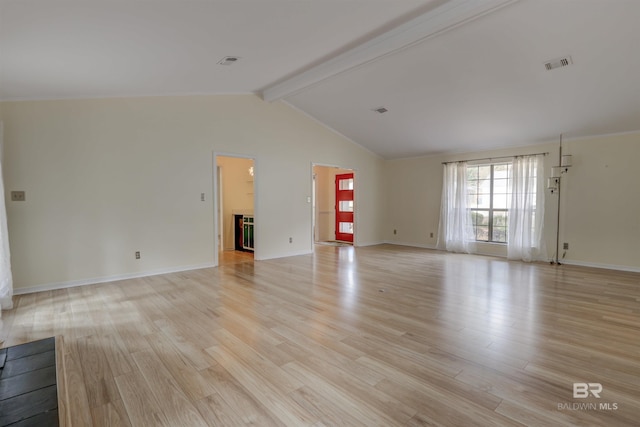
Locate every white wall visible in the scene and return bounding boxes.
[384,133,640,271]
[4,93,636,293]
[2,95,385,291]
[383,154,443,249]
[561,132,640,270]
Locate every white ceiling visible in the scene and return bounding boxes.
[1,0,639,158]
[0,0,431,98]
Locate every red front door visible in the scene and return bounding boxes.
[335,173,354,243]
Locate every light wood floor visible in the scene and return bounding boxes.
[2,245,639,426]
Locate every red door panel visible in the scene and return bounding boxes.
[335,173,354,243]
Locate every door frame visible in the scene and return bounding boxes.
[310,162,357,252]
[213,152,257,267]
[217,165,224,252]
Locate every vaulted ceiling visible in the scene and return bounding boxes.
[2,0,639,158]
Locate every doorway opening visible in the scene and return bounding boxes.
[312,165,355,247]
[215,154,255,266]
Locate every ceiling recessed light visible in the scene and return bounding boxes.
[372,107,388,114]
[218,56,241,66]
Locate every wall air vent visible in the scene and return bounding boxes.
[217,56,241,66]
[544,56,572,71]
[372,107,388,114]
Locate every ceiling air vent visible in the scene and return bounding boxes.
[372,107,388,114]
[217,56,241,66]
[544,56,572,71]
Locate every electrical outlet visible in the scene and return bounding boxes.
[11,191,26,202]
[563,242,569,250]
[135,251,141,259]
[201,193,205,201]
[289,237,293,243]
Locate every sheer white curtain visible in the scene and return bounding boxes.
[437,161,473,253]
[508,154,547,262]
[1,122,12,317]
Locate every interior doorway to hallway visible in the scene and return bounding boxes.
[215,154,255,266]
[312,165,355,246]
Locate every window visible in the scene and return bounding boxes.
[339,177,354,190]
[439,155,545,260]
[338,222,354,234]
[467,163,511,243]
[339,200,354,212]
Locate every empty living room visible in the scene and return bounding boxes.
[1,1,639,426]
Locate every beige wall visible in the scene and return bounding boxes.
[314,166,334,242]
[217,156,254,251]
[3,93,637,292]
[384,133,640,271]
[2,95,384,291]
[561,133,640,269]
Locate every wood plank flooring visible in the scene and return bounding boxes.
[1,245,639,426]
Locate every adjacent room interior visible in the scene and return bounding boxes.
[0,1,639,426]
[216,155,255,266]
[313,165,355,247]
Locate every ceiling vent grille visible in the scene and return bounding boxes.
[544,56,572,71]
[372,107,388,114]
[217,56,240,66]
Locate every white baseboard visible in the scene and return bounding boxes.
[256,249,313,261]
[14,253,636,297]
[355,240,385,247]
[559,259,640,273]
[382,240,439,250]
[383,243,640,273]
[13,262,217,295]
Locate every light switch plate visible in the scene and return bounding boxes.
[11,191,26,201]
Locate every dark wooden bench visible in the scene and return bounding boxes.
[0,337,59,426]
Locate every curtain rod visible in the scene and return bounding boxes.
[441,151,548,165]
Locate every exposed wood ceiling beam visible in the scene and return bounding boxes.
[261,0,519,103]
